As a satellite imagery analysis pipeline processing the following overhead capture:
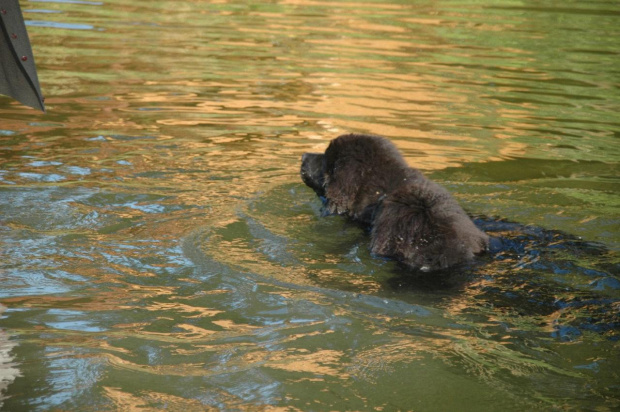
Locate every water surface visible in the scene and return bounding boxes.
[1,0,619,410]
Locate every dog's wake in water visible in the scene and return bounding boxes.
[299,134,619,340]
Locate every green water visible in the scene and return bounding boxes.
[1,0,619,410]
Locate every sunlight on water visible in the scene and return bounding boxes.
[1,0,619,410]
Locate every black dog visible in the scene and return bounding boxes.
[301,133,489,271]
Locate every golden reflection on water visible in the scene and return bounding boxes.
[104,385,291,412]
[266,349,345,377]
[144,302,223,318]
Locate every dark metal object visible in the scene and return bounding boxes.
[0,0,45,112]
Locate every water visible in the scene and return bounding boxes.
[1,0,619,410]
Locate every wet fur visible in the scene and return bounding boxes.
[301,133,489,271]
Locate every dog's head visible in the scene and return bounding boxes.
[301,134,409,221]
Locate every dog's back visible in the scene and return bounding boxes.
[371,168,489,271]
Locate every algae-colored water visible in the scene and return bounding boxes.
[1,0,618,410]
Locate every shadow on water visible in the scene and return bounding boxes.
[387,217,619,341]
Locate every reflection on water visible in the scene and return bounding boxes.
[1,0,619,410]
[0,306,20,410]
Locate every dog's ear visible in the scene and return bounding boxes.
[322,138,364,215]
[323,157,365,215]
